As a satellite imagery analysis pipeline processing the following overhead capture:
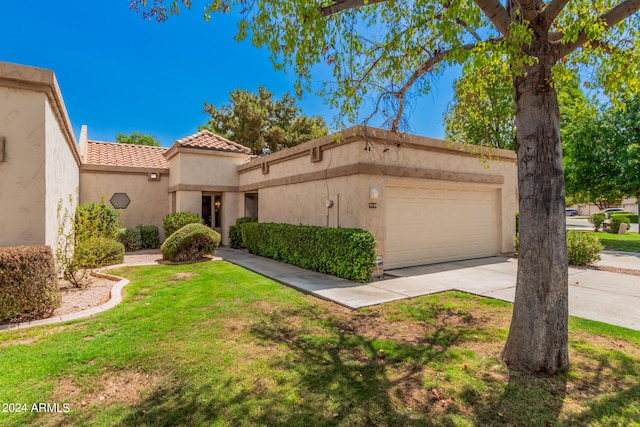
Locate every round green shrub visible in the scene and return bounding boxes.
[567,231,602,266]
[118,227,142,251]
[139,225,160,249]
[163,212,204,239]
[588,212,606,232]
[161,223,221,262]
[75,202,120,242]
[607,215,631,233]
[75,237,125,268]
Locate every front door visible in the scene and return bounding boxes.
[213,195,222,229]
[202,195,212,227]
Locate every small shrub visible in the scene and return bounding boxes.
[139,225,160,249]
[515,211,519,234]
[163,212,203,239]
[75,201,120,242]
[229,217,258,249]
[567,231,603,266]
[240,223,377,282]
[0,245,60,322]
[589,212,606,232]
[119,227,142,251]
[161,223,221,262]
[606,215,631,234]
[75,238,124,268]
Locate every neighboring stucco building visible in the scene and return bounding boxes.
[1,61,518,272]
[0,62,80,256]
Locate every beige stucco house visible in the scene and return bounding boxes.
[1,61,518,271]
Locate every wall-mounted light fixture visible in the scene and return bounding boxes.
[369,187,379,208]
[148,172,160,181]
[0,137,5,162]
[325,199,334,208]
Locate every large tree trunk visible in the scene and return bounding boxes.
[502,42,569,374]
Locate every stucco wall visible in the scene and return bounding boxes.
[0,87,47,247]
[174,190,202,217]
[44,98,79,254]
[80,170,170,240]
[169,150,247,188]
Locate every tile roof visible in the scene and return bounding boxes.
[173,129,252,154]
[85,141,169,169]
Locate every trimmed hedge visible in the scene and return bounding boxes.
[0,245,61,322]
[161,223,221,262]
[567,231,603,266]
[240,223,377,282]
[610,213,638,224]
[75,238,125,268]
[229,216,258,249]
[163,212,204,239]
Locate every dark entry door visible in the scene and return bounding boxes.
[202,195,212,227]
[214,195,222,228]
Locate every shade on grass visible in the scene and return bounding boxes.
[1,261,639,426]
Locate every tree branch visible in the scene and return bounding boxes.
[455,18,482,41]
[321,0,387,17]
[557,0,640,57]
[473,0,511,36]
[390,43,478,132]
[540,0,570,27]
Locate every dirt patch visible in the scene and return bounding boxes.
[171,272,199,281]
[54,370,161,407]
[0,336,39,347]
[334,312,428,344]
[589,265,640,276]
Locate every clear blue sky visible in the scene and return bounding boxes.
[1,2,459,147]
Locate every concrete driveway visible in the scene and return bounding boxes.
[218,248,640,331]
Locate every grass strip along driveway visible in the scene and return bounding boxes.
[1,261,640,426]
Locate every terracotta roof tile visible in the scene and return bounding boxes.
[85,141,169,169]
[173,129,252,154]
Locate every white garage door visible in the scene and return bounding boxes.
[385,185,499,269]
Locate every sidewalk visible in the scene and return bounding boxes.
[217,247,640,331]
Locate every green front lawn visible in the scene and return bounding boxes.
[592,231,640,253]
[1,261,639,426]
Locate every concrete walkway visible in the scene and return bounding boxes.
[217,247,640,331]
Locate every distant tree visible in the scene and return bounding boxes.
[564,96,640,210]
[444,65,590,151]
[202,87,328,154]
[444,57,516,150]
[115,131,161,146]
